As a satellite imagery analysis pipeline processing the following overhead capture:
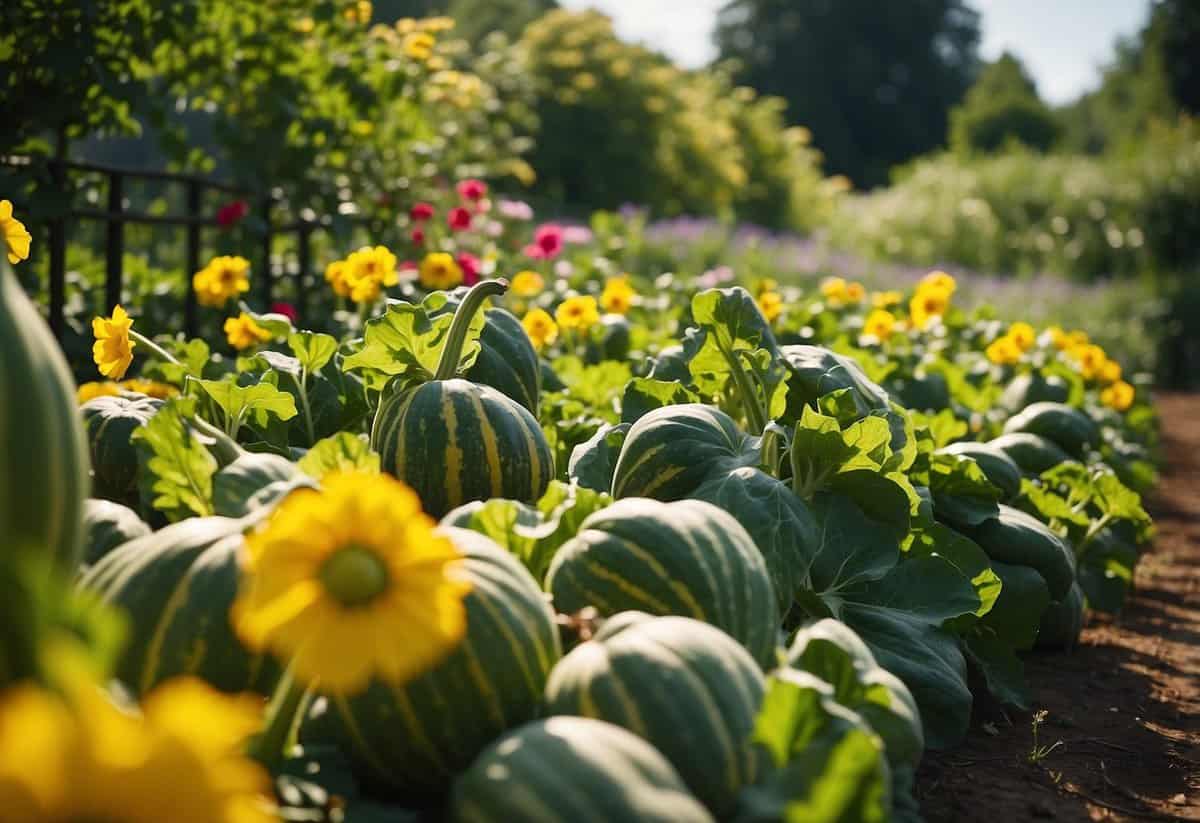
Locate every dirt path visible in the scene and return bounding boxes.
[918,393,1200,822]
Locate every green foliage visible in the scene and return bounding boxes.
[950,53,1060,155]
[716,0,981,188]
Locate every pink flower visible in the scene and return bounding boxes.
[457,179,488,202]
[528,223,564,259]
[409,202,435,222]
[216,200,249,228]
[448,207,472,232]
[497,199,534,220]
[270,301,298,323]
[457,252,481,286]
[411,227,426,246]
[562,225,593,245]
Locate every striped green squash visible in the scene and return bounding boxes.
[81,498,151,566]
[374,378,553,518]
[309,528,562,799]
[449,716,714,823]
[436,290,542,415]
[544,498,778,665]
[81,393,163,507]
[77,515,279,696]
[0,259,89,570]
[543,612,764,816]
[611,404,760,501]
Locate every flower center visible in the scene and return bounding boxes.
[320,544,390,608]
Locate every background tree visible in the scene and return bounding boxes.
[949,52,1059,154]
[372,0,557,42]
[715,0,981,188]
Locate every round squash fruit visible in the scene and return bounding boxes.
[545,498,778,665]
[0,259,90,570]
[1037,582,1086,650]
[543,612,764,816]
[81,498,151,566]
[448,716,714,823]
[964,505,1077,601]
[937,442,1023,500]
[1002,401,1100,459]
[308,528,562,799]
[987,432,1074,476]
[611,404,760,501]
[374,280,553,518]
[80,392,163,507]
[77,515,279,696]
[438,289,541,415]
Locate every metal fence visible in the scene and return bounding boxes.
[2,156,323,339]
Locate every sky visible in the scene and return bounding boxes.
[558,0,1154,105]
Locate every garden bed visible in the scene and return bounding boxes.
[919,392,1200,822]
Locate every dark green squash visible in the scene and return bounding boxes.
[80,393,164,507]
[937,442,1023,500]
[1002,401,1100,459]
[81,498,151,566]
[987,432,1074,476]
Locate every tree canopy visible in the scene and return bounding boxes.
[949,52,1060,155]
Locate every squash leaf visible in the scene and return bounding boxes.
[343,293,484,386]
[928,452,1002,528]
[299,433,380,480]
[568,422,629,493]
[131,398,218,522]
[197,375,298,444]
[288,331,339,374]
[620,378,699,424]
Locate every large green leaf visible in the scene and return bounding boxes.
[342,293,484,384]
[197,375,298,443]
[131,398,217,522]
[298,433,380,480]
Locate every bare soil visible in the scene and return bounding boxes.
[918,393,1200,822]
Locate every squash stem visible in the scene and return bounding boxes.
[247,662,312,771]
[724,344,768,435]
[432,279,509,381]
[129,330,184,372]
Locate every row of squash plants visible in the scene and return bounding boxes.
[3,250,1157,822]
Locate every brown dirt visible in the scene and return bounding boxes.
[918,393,1200,822]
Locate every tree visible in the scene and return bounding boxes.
[1156,0,1200,115]
[371,0,557,42]
[715,0,981,188]
[949,52,1060,154]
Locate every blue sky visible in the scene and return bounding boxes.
[558,0,1153,104]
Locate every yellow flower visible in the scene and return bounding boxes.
[1100,380,1135,412]
[345,246,399,303]
[920,270,957,295]
[224,313,272,351]
[77,381,122,404]
[986,335,1023,365]
[325,259,351,298]
[909,286,951,330]
[418,252,463,291]
[872,290,902,309]
[1099,359,1122,385]
[600,276,636,315]
[522,308,558,350]
[233,472,471,694]
[1044,325,1069,350]
[121,378,179,399]
[194,256,251,308]
[756,278,779,298]
[0,199,32,264]
[1070,343,1108,380]
[0,676,274,823]
[844,281,866,303]
[344,0,372,23]
[820,277,847,303]
[511,270,545,298]
[1066,330,1090,347]
[404,32,436,61]
[294,16,315,33]
[1007,322,1036,352]
[92,305,135,380]
[863,309,896,341]
[555,295,600,332]
[757,291,784,322]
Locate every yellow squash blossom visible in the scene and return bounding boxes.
[77,381,122,404]
[344,0,372,23]
[419,252,463,291]
[325,259,352,298]
[0,676,274,823]
[909,286,951,330]
[1099,359,1122,385]
[404,32,436,61]
[1044,325,1069,350]
[1071,343,1108,380]
[756,278,779,298]
[1007,322,1036,352]
[1066,330,1090,347]
[555,295,600,332]
[872,290,902,309]
[863,309,896,341]
[224,313,272,351]
[92,305,136,380]
[986,335,1023,365]
[920,270,957,295]
[522,308,558,350]
[757,291,784,323]
[510,270,544,298]
[819,277,848,303]
[0,199,32,264]
[844,281,866,303]
[1100,380,1135,412]
[600,276,636,314]
[233,472,471,694]
[194,256,251,309]
[346,245,399,303]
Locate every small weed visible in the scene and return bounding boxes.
[1028,710,1065,764]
